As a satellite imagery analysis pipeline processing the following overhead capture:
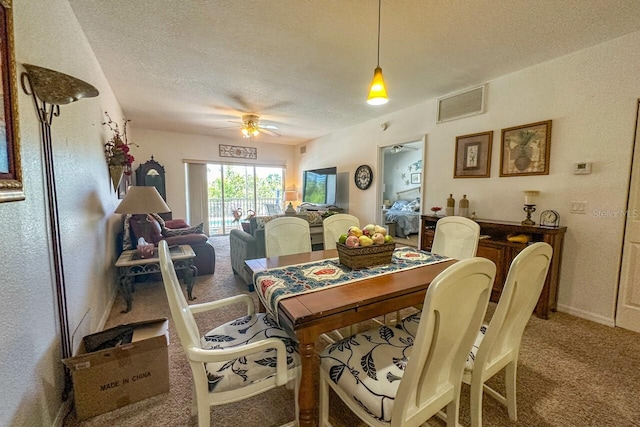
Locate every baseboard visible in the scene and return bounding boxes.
[97,287,119,331]
[53,398,72,427]
[556,304,615,327]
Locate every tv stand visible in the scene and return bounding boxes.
[299,203,343,213]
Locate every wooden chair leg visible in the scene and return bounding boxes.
[469,378,484,427]
[505,361,518,421]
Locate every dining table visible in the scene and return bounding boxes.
[245,248,456,427]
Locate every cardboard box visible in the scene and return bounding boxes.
[63,318,170,420]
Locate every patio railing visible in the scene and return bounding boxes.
[208,197,283,234]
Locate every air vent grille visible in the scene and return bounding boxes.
[437,85,486,123]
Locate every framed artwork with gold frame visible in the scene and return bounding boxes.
[500,120,552,177]
[454,131,493,178]
[0,0,23,202]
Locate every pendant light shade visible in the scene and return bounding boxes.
[367,66,388,105]
[366,0,388,105]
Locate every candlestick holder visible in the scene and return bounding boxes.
[522,204,536,225]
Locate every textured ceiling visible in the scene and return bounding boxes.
[69,0,640,145]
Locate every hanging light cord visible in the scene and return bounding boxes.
[376,0,381,67]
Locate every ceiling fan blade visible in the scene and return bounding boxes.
[259,128,281,137]
[260,124,279,130]
[211,124,242,130]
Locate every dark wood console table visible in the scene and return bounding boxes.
[420,215,566,319]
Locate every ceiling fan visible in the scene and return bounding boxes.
[389,144,419,154]
[213,114,281,138]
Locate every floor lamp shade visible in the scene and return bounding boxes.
[115,186,171,214]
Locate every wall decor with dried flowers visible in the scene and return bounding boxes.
[103,112,136,191]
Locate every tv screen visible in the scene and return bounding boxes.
[302,167,337,205]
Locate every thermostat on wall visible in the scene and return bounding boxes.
[573,162,592,175]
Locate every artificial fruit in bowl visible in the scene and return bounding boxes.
[345,235,360,248]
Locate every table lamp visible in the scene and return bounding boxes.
[284,190,298,215]
[115,186,171,246]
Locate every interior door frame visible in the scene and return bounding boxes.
[615,98,640,332]
[376,135,427,236]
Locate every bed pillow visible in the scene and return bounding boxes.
[402,199,421,212]
[390,200,409,210]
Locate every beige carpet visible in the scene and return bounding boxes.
[65,235,640,427]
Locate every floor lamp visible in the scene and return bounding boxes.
[21,64,99,399]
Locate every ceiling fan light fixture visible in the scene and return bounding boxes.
[366,0,388,106]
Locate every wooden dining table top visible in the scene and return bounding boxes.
[245,249,456,333]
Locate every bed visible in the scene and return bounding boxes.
[384,187,422,238]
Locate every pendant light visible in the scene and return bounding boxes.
[367,0,388,105]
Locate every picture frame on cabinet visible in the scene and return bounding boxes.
[454,131,493,178]
[500,120,552,177]
[0,0,24,203]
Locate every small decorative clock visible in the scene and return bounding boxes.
[354,165,373,190]
[540,210,560,227]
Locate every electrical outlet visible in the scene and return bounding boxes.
[570,201,587,214]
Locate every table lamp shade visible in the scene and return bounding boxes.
[115,186,171,214]
[284,190,297,202]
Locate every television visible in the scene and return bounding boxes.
[302,167,337,206]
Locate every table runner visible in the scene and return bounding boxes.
[254,247,451,321]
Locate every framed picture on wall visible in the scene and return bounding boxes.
[500,120,552,177]
[410,172,421,184]
[454,131,493,178]
[0,0,24,203]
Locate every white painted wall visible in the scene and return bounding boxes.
[298,31,640,325]
[1,1,124,425]
[129,128,297,221]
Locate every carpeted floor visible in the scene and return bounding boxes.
[65,235,640,427]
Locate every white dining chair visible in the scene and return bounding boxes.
[431,215,481,260]
[158,240,300,427]
[322,213,360,250]
[391,215,481,325]
[264,216,312,258]
[319,257,496,427]
[399,242,552,427]
[463,242,552,427]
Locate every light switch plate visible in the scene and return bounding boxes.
[570,201,587,213]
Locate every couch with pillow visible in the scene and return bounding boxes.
[230,211,324,289]
[121,213,215,275]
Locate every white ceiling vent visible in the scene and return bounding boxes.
[436,84,486,124]
[299,145,307,154]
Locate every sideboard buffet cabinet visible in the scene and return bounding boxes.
[420,215,566,319]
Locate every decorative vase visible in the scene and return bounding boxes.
[446,194,455,216]
[109,165,124,191]
[459,194,469,218]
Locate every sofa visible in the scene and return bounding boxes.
[121,214,216,275]
[230,212,324,289]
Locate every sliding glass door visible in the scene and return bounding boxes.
[207,163,284,234]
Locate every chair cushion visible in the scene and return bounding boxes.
[464,324,488,371]
[319,325,414,423]
[202,313,299,393]
[398,313,488,372]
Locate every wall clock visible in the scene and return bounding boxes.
[354,165,373,190]
[540,210,560,227]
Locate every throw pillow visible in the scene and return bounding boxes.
[163,222,204,237]
[122,214,133,250]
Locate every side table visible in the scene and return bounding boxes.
[115,244,198,313]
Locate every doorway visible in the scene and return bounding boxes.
[378,138,425,248]
[206,163,285,234]
[616,99,640,332]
